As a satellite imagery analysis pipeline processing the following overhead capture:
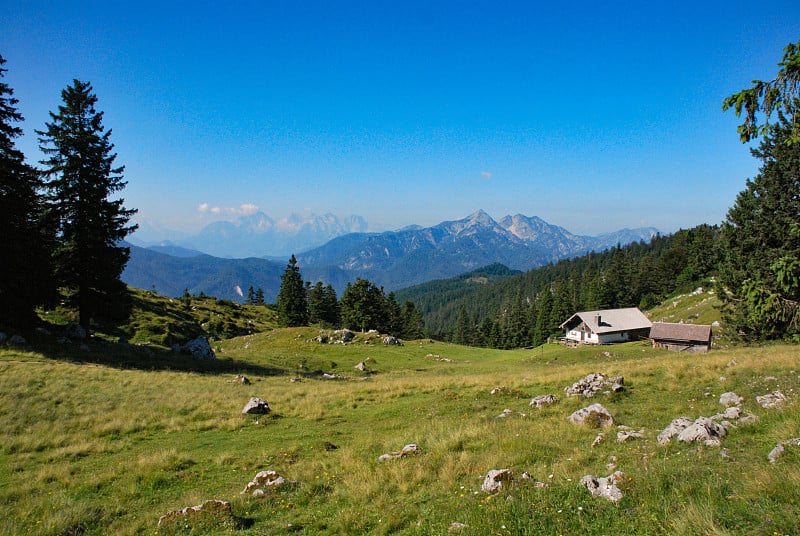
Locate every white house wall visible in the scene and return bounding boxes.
[598,332,631,344]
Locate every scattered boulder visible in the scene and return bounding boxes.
[233,375,251,385]
[182,336,216,359]
[737,412,760,425]
[482,468,512,493]
[591,432,605,447]
[617,427,645,442]
[490,386,510,395]
[581,471,626,503]
[530,394,558,408]
[241,397,270,415]
[565,373,624,398]
[768,438,800,463]
[311,335,328,344]
[719,392,744,407]
[568,403,615,428]
[720,406,741,420]
[354,361,367,371]
[657,417,694,445]
[241,470,287,494]
[338,329,355,343]
[383,336,399,345]
[158,499,233,528]
[757,391,787,409]
[377,443,419,462]
[677,417,727,447]
[449,522,468,532]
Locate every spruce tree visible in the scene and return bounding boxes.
[276,255,308,327]
[0,56,55,327]
[37,79,136,331]
[246,285,255,305]
[718,115,800,340]
[400,301,424,340]
[340,278,385,332]
[718,41,800,340]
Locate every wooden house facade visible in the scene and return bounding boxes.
[649,322,712,353]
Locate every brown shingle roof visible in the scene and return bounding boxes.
[650,322,712,343]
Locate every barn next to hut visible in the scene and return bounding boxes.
[649,322,712,353]
[560,308,652,345]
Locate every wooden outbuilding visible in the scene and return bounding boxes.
[649,322,712,353]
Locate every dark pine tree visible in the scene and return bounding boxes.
[276,254,309,327]
[37,79,137,331]
[384,292,403,336]
[0,55,55,328]
[340,278,386,332]
[400,301,424,340]
[718,115,800,340]
[246,285,255,305]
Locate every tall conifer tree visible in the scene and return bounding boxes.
[276,255,309,327]
[0,55,55,327]
[38,80,137,331]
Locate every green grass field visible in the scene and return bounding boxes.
[1,289,799,535]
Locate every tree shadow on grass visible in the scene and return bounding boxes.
[10,327,287,377]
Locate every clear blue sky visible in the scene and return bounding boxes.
[3,1,799,237]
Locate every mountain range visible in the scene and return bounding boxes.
[130,211,369,258]
[122,210,659,302]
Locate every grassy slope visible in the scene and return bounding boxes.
[1,296,799,535]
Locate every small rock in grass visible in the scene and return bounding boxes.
[482,469,512,493]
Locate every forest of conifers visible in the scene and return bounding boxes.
[397,224,719,347]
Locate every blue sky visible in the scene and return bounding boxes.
[3,1,799,238]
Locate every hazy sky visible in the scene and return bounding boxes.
[3,1,799,237]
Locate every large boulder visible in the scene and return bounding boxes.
[568,403,615,428]
[182,336,216,359]
[657,417,694,445]
[581,471,626,503]
[242,397,271,415]
[677,417,727,447]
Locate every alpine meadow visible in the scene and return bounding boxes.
[2,29,800,536]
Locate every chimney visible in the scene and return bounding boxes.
[595,314,601,326]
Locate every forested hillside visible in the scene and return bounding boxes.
[397,225,720,347]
